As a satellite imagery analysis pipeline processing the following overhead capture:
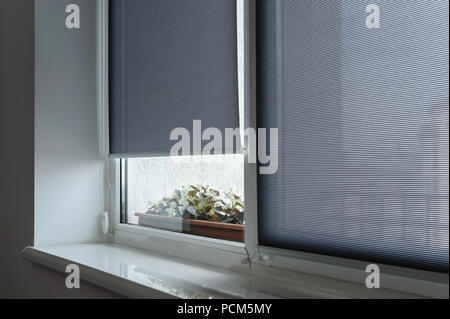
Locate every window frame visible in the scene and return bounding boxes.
[100,0,449,298]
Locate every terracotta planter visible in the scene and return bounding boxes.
[135,213,244,242]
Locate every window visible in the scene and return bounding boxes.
[109,0,246,242]
[121,155,245,241]
[107,0,448,288]
[257,0,449,273]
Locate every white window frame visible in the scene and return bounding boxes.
[99,0,449,298]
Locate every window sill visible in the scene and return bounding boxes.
[22,242,422,299]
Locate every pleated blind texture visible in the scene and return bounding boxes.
[109,0,239,156]
[257,0,449,272]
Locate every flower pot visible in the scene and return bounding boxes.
[135,213,244,242]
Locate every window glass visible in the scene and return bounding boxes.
[122,155,245,242]
[257,0,449,272]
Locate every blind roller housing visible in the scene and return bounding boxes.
[109,0,239,156]
[257,0,449,272]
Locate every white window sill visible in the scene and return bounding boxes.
[22,242,422,299]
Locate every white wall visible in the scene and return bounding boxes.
[34,0,106,245]
[0,0,120,298]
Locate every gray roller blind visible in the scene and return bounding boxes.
[257,0,449,272]
[109,0,239,156]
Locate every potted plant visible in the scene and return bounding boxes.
[135,185,245,242]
